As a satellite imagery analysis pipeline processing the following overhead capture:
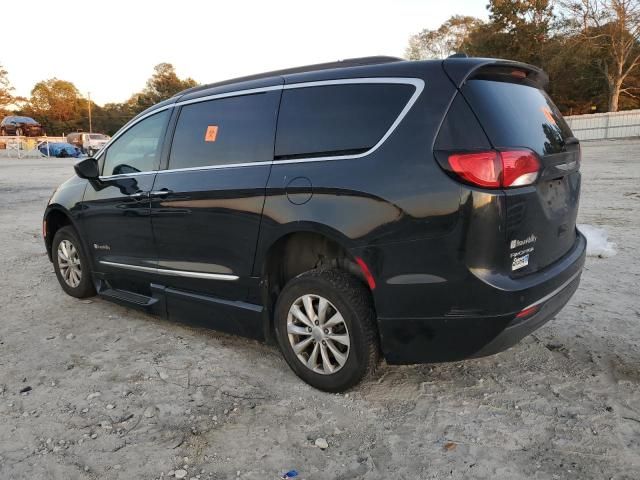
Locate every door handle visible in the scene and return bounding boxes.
[149,189,173,198]
[129,191,149,199]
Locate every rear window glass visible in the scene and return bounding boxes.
[462,80,573,156]
[275,84,414,160]
[169,91,280,170]
[13,117,37,123]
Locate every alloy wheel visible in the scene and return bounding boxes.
[287,294,350,374]
[57,239,82,288]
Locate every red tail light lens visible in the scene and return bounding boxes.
[447,151,502,188]
[447,150,540,189]
[501,150,540,187]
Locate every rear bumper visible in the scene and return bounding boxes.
[378,232,586,364]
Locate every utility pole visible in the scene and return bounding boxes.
[88,92,92,133]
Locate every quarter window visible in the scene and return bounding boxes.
[275,83,415,160]
[168,91,281,170]
[102,110,170,176]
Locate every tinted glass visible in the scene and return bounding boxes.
[14,116,36,123]
[275,84,414,159]
[462,80,574,156]
[102,110,169,176]
[435,93,490,151]
[169,91,280,169]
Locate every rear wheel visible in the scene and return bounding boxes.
[274,269,379,392]
[52,226,96,298]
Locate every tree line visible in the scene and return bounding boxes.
[2,0,639,136]
[407,0,640,114]
[0,63,197,136]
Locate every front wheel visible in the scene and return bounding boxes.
[52,226,96,298]
[274,269,379,392]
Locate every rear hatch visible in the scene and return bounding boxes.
[441,62,581,276]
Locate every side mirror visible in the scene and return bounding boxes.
[74,157,100,180]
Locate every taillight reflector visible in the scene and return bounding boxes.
[516,305,539,319]
[447,150,540,189]
[355,257,376,290]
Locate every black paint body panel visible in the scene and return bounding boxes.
[43,57,586,364]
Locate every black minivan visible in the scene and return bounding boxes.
[44,56,586,391]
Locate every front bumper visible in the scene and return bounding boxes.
[378,233,586,364]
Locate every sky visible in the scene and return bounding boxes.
[2,0,488,106]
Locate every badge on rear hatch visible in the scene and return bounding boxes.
[510,234,537,249]
[512,254,529,270]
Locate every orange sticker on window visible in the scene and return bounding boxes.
[205,125,218,142]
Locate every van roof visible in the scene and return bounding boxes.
[176,56,404,97]
[130,56,546,124]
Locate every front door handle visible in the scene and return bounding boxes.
[149,189,173,198]
[129,191,149,199]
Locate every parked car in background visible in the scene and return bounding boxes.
[1,116,45,137]
[38,141,81,158]
[66,132,110,156]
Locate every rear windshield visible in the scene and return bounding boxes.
[461,80,573,156]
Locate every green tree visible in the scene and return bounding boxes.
[0,63,14,117]
[134,63,198,113]
[465,0,556,65]
[25,78,85,135]
[406,15,483,59]
[561,0,640,111]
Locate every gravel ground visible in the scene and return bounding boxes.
[0,139,639,480]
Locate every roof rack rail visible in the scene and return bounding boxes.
[176,56,404,97]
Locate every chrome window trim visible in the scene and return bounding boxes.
[175,84,284,108]
[99,260,239,281]
[96,77,425,180]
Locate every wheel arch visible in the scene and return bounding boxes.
[257,224,372,342]
[44,206,82,261]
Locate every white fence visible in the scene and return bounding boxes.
[0,136,69,158]
[564,109,640,141]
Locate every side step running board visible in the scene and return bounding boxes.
[94,278,167,316]
[100,288,158,307]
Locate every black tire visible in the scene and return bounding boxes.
[274,269,379,392]
[52,225,96,298]
[0,128,5,135]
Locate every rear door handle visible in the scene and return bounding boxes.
[149,189,173,198]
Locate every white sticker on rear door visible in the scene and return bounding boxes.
[512,254,529,271]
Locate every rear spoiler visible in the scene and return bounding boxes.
[442,58,549,90]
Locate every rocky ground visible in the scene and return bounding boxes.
[0,139,639,479]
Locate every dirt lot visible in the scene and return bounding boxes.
[0,140,639,480]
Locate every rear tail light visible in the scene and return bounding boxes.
[446,149,540,189]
